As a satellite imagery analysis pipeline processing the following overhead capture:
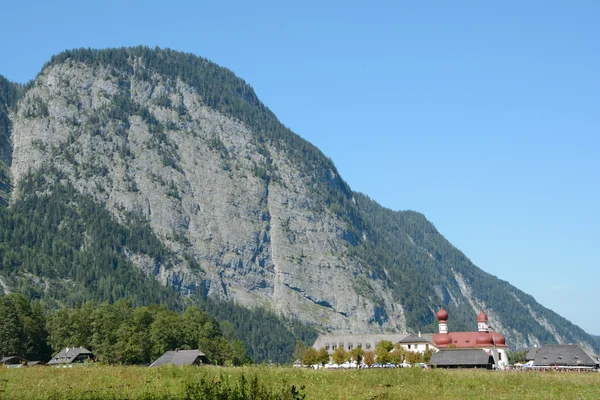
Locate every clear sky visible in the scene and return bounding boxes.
[1,1,599,334]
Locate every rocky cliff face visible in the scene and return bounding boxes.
[3,48,598,352]
[10,60,403,333]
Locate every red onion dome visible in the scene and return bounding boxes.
[436,309,449,321]
[434,334,453,346]
[477,311,488,322]
[492,333,505,345]
[476,332,493,346]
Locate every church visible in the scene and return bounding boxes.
[430,309,508,369]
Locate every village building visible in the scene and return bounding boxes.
[312,333,437,355]
[47,347,94,366]
[398,333,435,353]
[532,344,599,371]
[0,356,28,368]
[431,309,508,369]
[150,349,209,367]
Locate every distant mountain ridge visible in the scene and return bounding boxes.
[0,46,597,354]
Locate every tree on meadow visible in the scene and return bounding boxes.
[317,347,330,366]
[302,347,319,366]
[363,350,376,367]
[350,346,365,365]
[405,350,420,365]
[332,346,347,366]
[375,340,393,365]
[389,344,405,365]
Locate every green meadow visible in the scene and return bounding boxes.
[1,366,599,399]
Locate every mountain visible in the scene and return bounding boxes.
[0,47,597,354]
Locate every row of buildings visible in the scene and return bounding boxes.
[0,347,208,368]
[311,309,600,370]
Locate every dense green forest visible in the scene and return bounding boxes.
[0,293,249,365]
[0,172,317,363]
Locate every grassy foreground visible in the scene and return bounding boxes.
[1,366,599,399]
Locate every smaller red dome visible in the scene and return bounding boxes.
[436,309,449,321]
[492,333,505,345]
[434,333,453,346]
[477,311,488,322]
[476,332,493,346]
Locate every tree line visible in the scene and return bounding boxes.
[300,340,434,367]
[0,293,250,365]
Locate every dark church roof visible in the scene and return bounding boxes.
[533,344,599,367]
[430,348,494,367]
[150,349,209,367]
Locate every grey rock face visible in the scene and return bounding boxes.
[10,61,405,333]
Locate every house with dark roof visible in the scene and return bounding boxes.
[533,344,599,370]
[47,347,94,366]
[398,333,436,354]
[430,348,495,369]
[0,356,28,368]
[150,349,209,367]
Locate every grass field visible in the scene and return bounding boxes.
[1,366,599,399]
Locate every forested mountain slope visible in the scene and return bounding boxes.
[0,47,597,354]
[0,75,21,204]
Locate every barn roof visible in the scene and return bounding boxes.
[150,349,208,367]
[533,344,599,367]
[0,356,27,364]
[47,347,93,365]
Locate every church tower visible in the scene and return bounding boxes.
[477,311,489,332]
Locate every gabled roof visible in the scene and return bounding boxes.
[27,361,45,366]
[398,334,434,344]
[150,349,209,367]
[515,347,539,361]
[430,349,494,366]
[0,356,27,364]
[47,347,94,365]
[534,344,599,367]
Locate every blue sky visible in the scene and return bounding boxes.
[1,1,599,334]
